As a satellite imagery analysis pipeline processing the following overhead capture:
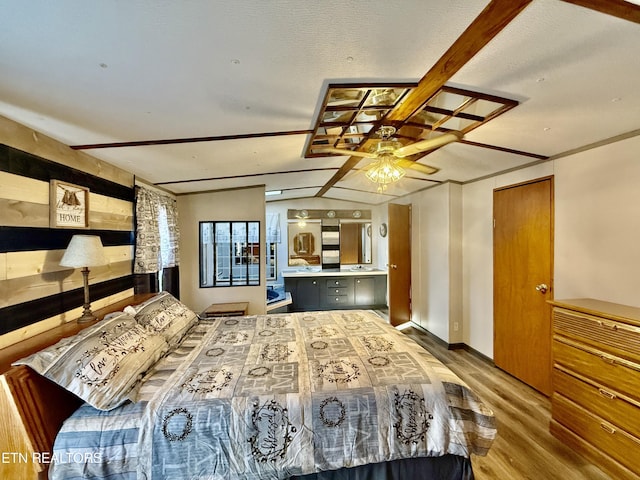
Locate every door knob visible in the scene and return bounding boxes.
[535,283,548,294]
[389,264,398,269]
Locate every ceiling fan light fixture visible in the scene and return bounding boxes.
[365,155,405,192]
[372,139,403,155]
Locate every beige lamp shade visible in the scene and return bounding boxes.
[60,235,107,268]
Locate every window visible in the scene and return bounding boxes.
[266,242,277,280]
[200,221,260,287]
[266,212,280,281]
[157,203,171,291]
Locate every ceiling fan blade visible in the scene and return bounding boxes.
[395,159,439,175]
[394,131,463,157]
[316,147,377,158]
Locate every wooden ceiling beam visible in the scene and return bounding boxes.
[559,0,640,24]
[316,0,534,196]
[70,129,312,150]
[315,156,365,198]
[386,0,534,123]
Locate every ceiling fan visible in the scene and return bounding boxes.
[317,126,463,190]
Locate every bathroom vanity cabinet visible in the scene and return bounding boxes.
[283,270,387,312]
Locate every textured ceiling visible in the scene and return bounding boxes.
[0,0,638,204]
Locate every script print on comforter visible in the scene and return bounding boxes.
[135,310,495,479]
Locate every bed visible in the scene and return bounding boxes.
[1,292,495,480]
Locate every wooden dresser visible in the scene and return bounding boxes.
[550,298,640,480]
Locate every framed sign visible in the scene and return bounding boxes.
[50,180,90,228]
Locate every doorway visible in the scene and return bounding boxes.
[388,203,412,327]
[493,176,554,396]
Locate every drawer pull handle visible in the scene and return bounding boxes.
[600,423,616,435]
[600,355,616,365]
[597,320,619,331]
[335,281,339,285]
[335,289,340,293]
[598,389,617,400]
[335,297,339,301]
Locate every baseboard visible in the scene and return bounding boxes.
[408,321,449,347]
[408,321,495,366]
[460,344,494,365]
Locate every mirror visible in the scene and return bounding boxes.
[293,232,314,255]
[288,220,321,266]
[287,220,373,267]
[286,209,373,268]
[340,221,372,264]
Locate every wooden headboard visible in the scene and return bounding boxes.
[0,293,154,480]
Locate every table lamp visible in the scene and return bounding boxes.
[60,235,107,323]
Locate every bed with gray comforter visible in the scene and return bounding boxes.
[48,308,496,480]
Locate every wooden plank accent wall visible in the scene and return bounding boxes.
[0,114,136,349]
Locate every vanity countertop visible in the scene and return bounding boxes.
[282,267,387,277]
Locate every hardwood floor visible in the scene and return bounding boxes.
[401,325,612,480]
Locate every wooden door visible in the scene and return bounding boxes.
[388,203,412,327]
[494,177,554,396]
[340,222,360,264]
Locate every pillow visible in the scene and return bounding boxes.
[128,291,198,347]
[14,312,169,411]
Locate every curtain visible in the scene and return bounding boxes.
[158,194,180,267]
[267,212,281,243]
[134,187,160,274]
[134,186,180,296]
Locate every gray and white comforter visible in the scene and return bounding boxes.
[50,310,496,479]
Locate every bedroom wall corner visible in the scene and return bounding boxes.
[176,186,267,315]
[461,162,554,359]
[461,135,640,359]
[448,182,463,345]
[553,135,640,307]
[461,178,494,356]
[407,183,452,343]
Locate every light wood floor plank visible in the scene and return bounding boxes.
[402,325,612,480]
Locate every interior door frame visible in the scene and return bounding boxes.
[388,203,412,327]
[493,175,554,395]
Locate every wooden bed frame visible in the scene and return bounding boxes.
[0,294,154,480]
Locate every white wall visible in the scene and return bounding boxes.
[177,186,267,315]
[449,182,463,344]
[461,178,495,354]
[460,135,640,358]
[554,136,640,305]
[461,162,554,357]
[404,183,463,343]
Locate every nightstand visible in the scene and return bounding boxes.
[201,301,249,318]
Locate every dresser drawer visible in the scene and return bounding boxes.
[325,295,349,305]
[553,393,640,474]
[554,308,640,363]
[554,367,640,439]
[553,337,640,401]
[326,278,353,288]
[328,286,348,295]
